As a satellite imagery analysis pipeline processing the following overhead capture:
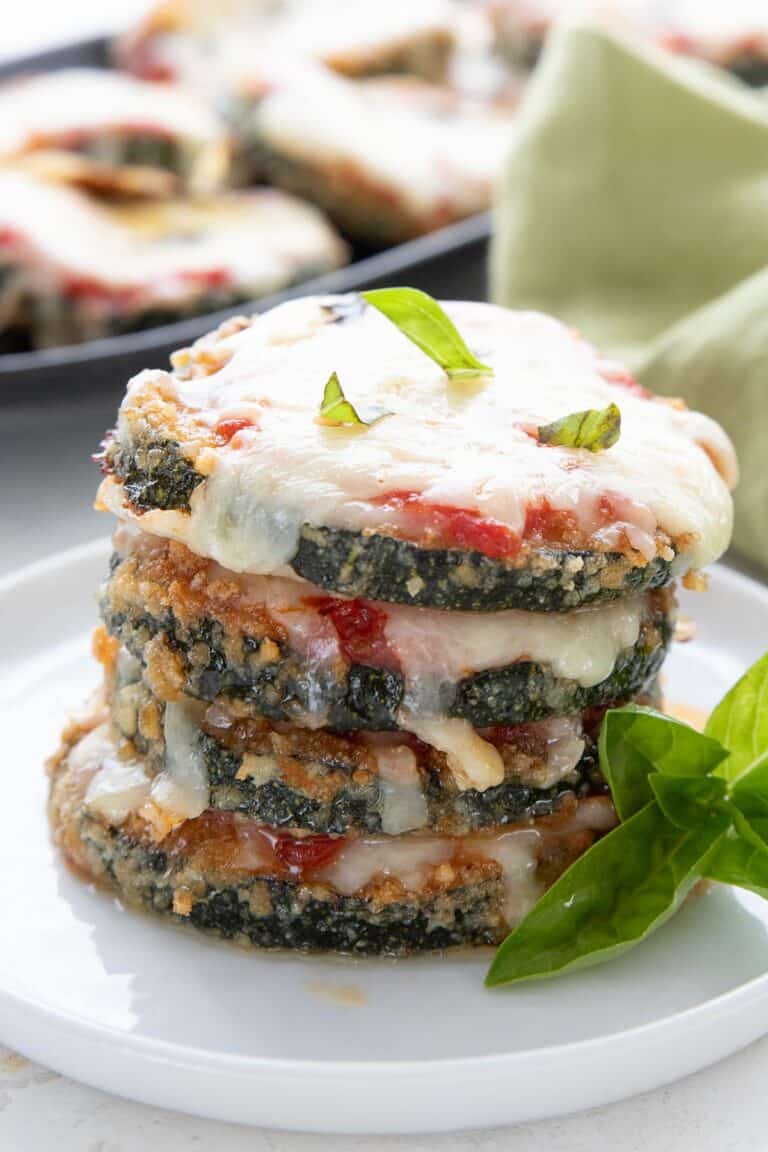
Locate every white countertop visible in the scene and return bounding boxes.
[2,1036,768,1150]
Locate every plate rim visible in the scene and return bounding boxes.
[2,540,768,1083]
[4,543,768,1128]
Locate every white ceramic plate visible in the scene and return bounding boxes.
[1,540,768,1135]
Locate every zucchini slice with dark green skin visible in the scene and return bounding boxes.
[107,439,202,513]
[292,524,675,613]
[101,563,673,732]
[198,736,599,836]
[55,808,507,954]
[77,134,183,172]
[112,674,614,836]
[728,58,768,87]
[104,440,676,611]
[50,743,598,955]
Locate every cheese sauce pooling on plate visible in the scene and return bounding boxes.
[106,296,737,576]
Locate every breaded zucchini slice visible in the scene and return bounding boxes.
[101,536,674,732]
[98,297,736,609]
[49,715,616,955]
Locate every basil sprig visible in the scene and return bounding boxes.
[317,372,390,428]
[362,287,492,381]
[486,651,768,988]
[538,403,621,453]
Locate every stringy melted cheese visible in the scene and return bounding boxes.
[83,703,210,837]
[115,523,646,690]
[318,826,543,925]
[105,297,736,578]
[399,713,504,792]
[386,593,643,688]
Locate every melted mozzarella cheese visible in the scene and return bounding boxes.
[126,0,454,95]
[115,525,645,691]
[106,297,736,578]
[400,713,505,793]
[0,69,224,157]
[319,826,542,927]
[151,701,210,824]
[0,173,344,298]
[373,745,429,834]
[256,69,515,218]
[85,756,152,824]
[320,836,454,896]
[538,717,587,788]
[80,724,153,823]
[472,830,542,923]
[83,705,209,836]
[386,594,643,688]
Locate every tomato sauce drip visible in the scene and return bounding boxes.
[61,275,139,306]
[523,499,578,545]
[168,811,344,880]
[309,596,399,670]
[128,38,177,83]
[178,267,232,291]
[216,416,253,444]
[272,833,344,874]
[374,490,520,560]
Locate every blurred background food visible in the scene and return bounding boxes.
[0,173,346,348]
[1,0,765,353]
[0,0,519,352]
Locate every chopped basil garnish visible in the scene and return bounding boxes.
[362,287,492,381]
[538,402,621,453]
[486,649,768,988]
[317,372,390,428]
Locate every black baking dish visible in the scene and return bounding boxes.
[0,37,491,405]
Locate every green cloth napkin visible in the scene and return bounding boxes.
[491,21,768,569]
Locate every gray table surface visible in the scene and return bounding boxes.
[1,392,766,1150]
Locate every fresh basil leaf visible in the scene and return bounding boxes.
[705,831,768,899]
[317,371,390,428]
[486,802,723,987]
[599,706,727,822]
[362,288,492,380]
[538,403,621,453]
[727,803,768,852]
[730,760,768,824]
[705,651,768,784]
[649,773,729,833]
[722,764,768,848]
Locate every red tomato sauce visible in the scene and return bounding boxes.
[309,596,399,669]
[216,416,254,444]
[169,811,345,879]
[178,267,232,291]
[271,833,345,873]
[374,490,521,560]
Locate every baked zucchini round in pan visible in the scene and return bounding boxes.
[0,67,230,196]
[98,296,736,611]
[49,719,616,955]
[101,536,674,732]
[0,177,346,350]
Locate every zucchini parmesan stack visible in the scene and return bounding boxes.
[49,292,737,954]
